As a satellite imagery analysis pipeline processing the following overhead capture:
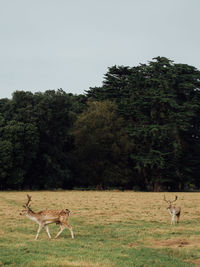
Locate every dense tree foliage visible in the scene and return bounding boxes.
[87,57,200,190]
[73,101,134,188]
[0,89,87,189]
[0,57,200,191]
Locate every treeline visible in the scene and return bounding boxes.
[0,57,200,191]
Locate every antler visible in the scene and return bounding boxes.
[164,195,178,204]
[171,195,178,203]
[163,195,169,203]
[23,194,32,208]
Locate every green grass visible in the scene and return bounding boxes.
[0,222,196,267]
[0,191,200,266]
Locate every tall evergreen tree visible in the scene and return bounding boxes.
[87,57,200,191]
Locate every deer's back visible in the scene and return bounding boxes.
[36,209,69,223]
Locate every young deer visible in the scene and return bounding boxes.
[164,195,181,225]
[20,194,74,240]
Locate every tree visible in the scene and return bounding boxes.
[22,89,76,189]
[73,100,134,188]
[87,57,200,191]
[0,120,39,189]
[0,89,83,189]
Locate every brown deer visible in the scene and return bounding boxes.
[164,195,181,225]
[20,194,74,240]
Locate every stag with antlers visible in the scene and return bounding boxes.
[163,195,181,225]
[20,194,74,240]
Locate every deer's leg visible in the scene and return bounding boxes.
[66,224,74,239]
[176,213,180,224]
[44,225,51,239]
[171,214,175,225]
[35,224,43,240]
[55,225,65,239]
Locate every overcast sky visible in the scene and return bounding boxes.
[0,0,200,99]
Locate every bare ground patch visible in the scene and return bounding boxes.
[144,237,200,248]
[185,258,200,266]
[128,242,139,247]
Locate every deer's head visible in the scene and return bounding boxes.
[163,195,177,209]
[20,194,32,216]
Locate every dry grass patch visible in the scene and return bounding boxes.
[187,259,200,265]
[146,238,190,248]
[147,237,200,249]
[58,260,114,267]
[1,191,199,223]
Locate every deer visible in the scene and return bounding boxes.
[20,194,74,240]
[163,195,181,225]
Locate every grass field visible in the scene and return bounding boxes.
[0,191,200,266]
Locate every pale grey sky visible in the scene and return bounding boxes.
[0,0,200,99]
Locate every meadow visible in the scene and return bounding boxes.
[0,191,200,266]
